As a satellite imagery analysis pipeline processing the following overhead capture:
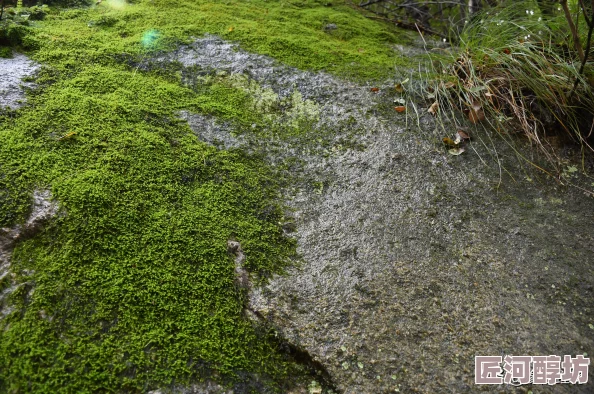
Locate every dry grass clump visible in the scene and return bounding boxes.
[425,1,594,169]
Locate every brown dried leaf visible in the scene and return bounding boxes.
[394,84,404,93]
[443,81,455,89]
[428,101,439,116]
[370,87,379,92]
[468,108,485,123]
[457,130,470,140]
[394,106,406,113]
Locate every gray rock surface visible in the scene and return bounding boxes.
[163,36,594,393]
[0,53,39,109]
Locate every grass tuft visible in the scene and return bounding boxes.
[423,1,594,172]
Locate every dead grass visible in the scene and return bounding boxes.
[422,1,594,176]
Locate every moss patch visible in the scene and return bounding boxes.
[29,0,414,80]
[0,0,410,392]
[0,64,299,393]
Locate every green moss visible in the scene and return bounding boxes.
[0,0,410,391]
[0,46,13,58]
[0,63,299,392]
[28,0,414,80]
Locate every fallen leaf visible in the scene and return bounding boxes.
[443,81,455,89]
[442,137,458,147]
[394,106,406,113]
[448,147,465,155]
[503,48,511,54]
[394,83,404,93]
[428,101,439,115]
[457,130,470,140]
[454,134,462,145]
[370,87,379,92]
[468,108,485,123]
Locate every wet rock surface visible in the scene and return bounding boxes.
[0,53,40,109]
[161,37,594,393]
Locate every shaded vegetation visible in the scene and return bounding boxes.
[392,0,594,174]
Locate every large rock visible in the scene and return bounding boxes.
[165,36,594,393]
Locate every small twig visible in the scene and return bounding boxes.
[578,0,591,26]
[359,0,384,7]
